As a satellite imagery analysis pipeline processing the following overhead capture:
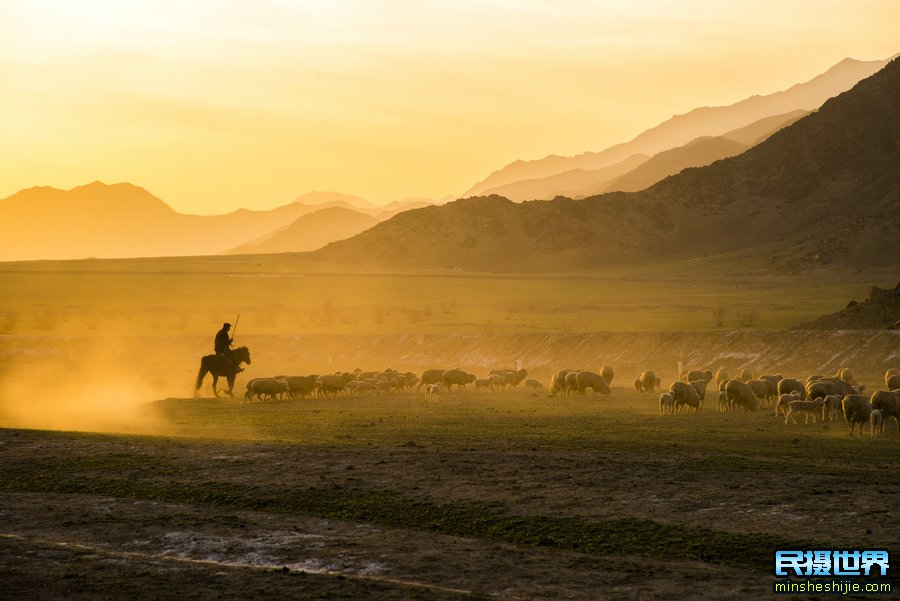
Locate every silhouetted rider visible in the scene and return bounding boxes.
[214,322,242,373]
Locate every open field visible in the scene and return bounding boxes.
[1,255,898,598]
[2,386,899,600]
[1,254,897,335]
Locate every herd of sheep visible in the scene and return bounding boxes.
[239,364,899,439]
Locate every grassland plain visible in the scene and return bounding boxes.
[2,387,900,599]
[1,255,899,599]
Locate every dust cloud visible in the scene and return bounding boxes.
[0,341,173,435]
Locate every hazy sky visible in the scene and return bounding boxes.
[1,1,897,213]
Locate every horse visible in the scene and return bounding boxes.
[194,346,251,397]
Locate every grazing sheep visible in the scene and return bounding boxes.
[565,371,581,397]
[576,371,611,396]
[784,398,826,425]
[441,369,476,392]
[489,373,509,390]
[807,377,856,401]
[870,391,900,432]
[777,378,806,400]
[740,369,753,383]
[633,377,643,393]
[806,374,826,385]
[524,378,543,391]
[600,365,614,386]
[670,381,701,414]
[842,394,874,438]
[884,368,899,388]
[747,379,769,406]
[869,410,884,439]
[550,370,572,396]
[417,369,445,392]
[759,375,782,403]
[424,383,442,402]
[640,370,661,393]
[725,379,759,412]
[659,392,675,416]
[822,394,843,421]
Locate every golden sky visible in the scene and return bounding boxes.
[1,0,898,214]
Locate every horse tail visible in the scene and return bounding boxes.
[195,358,208,393]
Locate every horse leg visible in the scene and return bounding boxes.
[211,374,220,398]
[226,375,235,397]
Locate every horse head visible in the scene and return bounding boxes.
[233,346,251,365]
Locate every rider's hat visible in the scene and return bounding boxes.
[223,322,231,328]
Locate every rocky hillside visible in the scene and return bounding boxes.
[315,58,900,273]
[793,284,900,330]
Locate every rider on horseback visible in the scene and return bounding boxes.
[215,322,243,373]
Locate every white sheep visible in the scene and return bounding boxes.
[424,383,442,402]
[784,398,826,425]
[870,409,884,439]
[659,392,675,416]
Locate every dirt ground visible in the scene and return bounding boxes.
[2,412,897,600]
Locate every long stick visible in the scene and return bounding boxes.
[231,314,240,342]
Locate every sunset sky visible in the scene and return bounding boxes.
[1,1,897,214]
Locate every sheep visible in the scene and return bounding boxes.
[670,381,701,414]
[248,378,289,403]
[747,379,769,406]
[283,375,318,399]
[659,392,675,416]
[689,379,707,408]
[576,370,611,396]
[441,369,476,392]
[884,368,899,388]
[887,374,900,391]
[633,377,643,393]
[489,373,509,390]
[600,365,614,386]
[842,394,874,438]
[775,392,802,417]
[837,367,857,386]
[489,368,528,388]
[784,398,826,425]
[640,370,660,393]
[683,369,710,383]
[777,378,806,400]
[417,369,445,392]
[822,394,843,421]
[550,370,572,396]
[870,391,900,432]
[759,375,782,403]
[807,377,856,401]
[474,378,493,392]
[869,410,884,439]
[725,379,759,412]
[315,373,353,397]
[424,383,442,402]
[564,371,581,397]
[717,390,729,413]
[714,367,729,389]
[740,368,753,382]
[524,378,543,391]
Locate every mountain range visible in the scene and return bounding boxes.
[463,57,893,199]
[313,57,900,273]
[0,55,895,266]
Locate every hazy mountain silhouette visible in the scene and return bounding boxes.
[481,154,649,202]
[315,58,900,273]
[0,183,427,261]
[462,56,892,197]
[226,207,379,255]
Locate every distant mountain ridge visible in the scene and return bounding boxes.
[0,184,432,261]
[462,56,892,198]
[314,58,900,273]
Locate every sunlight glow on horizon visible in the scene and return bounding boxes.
[1,0,898,213]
